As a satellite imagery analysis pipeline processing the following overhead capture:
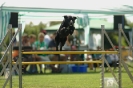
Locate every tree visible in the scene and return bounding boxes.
[104,16,131,49]
[104,32,128,49]
[24,21,47,39]
[38,22,47,32]
[124,16,133,28]
[50,21,61,26]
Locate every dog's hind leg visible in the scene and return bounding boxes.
[55,34,60,51]
[60,37,67,51]
[55,33,62,71]
[60,44,62,51]
[54,34,62,66]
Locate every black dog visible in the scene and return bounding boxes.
[55,15,77,51]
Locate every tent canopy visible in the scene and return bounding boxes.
[1,0,133,14]
[46,21,81,30]
[45,19,130,30]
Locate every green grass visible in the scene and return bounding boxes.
[0,68,133,88]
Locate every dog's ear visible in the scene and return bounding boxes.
[73,17,77,20]
[63,15,68,19]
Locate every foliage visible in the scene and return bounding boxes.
[24,22,46,39]
[125,16,133,28]
[104,16,131,49]
[24,21,61,39]
[4,34,9,46]
[104,32,129,49]
[49,21,61,26]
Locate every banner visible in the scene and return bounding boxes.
[0,10,2,41]
[129,29,133,46]
[0,11,10,40]
[77,15,89,27]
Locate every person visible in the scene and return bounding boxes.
[41,30,51,45]
[111,54,119,70]
[59,55,73,73]
[48,34,73,73]
[60,35,80,73]
[48,32,60,73]
[72,30,84,60]
[13,33,30,46]
[94,46,102,60]
[48,32,56,50]
[86,54,93,70]
[72,30,81,49]
[64,35,81,61]
[21,33,30,46]
[34,33,50,61]
[48,33,59,61]
[29,34,36,48]
[34,33,50,73]
[14,33,32,73]
[48,32,70,73]
[91,46,102,71]
[104,53,113,72]
[28,34,41,73]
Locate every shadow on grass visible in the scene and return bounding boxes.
[22,66,133,76]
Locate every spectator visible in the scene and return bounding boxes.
[34,33,50,61]
[34,33,50,73]
[63,35,73,60]
[86,54,93,70]
[59,55,73,73]
[14,33,32,73]
[72,30,83,60]
[15,33,30,46]
[104,54,113,72]
[41,30,51,45]
[72,30,81,48]
[28,34,41,73]
[111,54,119,70]
[21,33,30,46]
[91,46,102,71]
[88,49,96,71]
[29,34,36,49]
[60,35,80,73]
[48,32,60,73]
[48,32,56,50]
[49,55,62,73]
[95,46,102,60]
[48,32,71,73]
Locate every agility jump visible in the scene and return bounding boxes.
[1,20,133,88]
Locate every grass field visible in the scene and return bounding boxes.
[0,67,133,88]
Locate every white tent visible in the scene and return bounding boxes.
[0,0,133,14]
[1,0,133,43]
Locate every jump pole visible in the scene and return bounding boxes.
[101,25,105,88]
[118,24,122,88]
[9,24,12,88]
[18,24,22,88]
[22,51,118,54]
[12,61,102,65]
